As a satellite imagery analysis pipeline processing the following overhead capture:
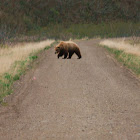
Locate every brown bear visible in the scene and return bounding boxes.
[54,41,82,59]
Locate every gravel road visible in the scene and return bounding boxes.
[0,39,140,140]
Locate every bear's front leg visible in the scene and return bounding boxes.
[63,52,68,59]
[57,54,60,59]
[68,52,74,59]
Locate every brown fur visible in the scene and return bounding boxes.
[54,41,82,59]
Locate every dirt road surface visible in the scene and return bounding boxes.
[0,39,140,140]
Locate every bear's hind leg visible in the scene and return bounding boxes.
[75,51,82,59]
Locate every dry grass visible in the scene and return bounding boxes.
[0,39,54,102]
[100,38,140,77]
[100,38,140,56]
[0,40,54,75]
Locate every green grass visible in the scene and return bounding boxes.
[29,55,38,60]
[0,44,55,103]
[0,56,33,102]
[104,46,140,76]
[27,21,140,41]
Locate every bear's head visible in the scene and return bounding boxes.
[54,42,64,54]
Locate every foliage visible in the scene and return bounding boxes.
[27,21,140,40]
[0,0,139,41]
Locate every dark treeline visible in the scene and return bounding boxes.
[0,0,139,41]
[1,0,139,28]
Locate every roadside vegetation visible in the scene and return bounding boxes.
[100,38,140,77]
[0,40,54,103]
